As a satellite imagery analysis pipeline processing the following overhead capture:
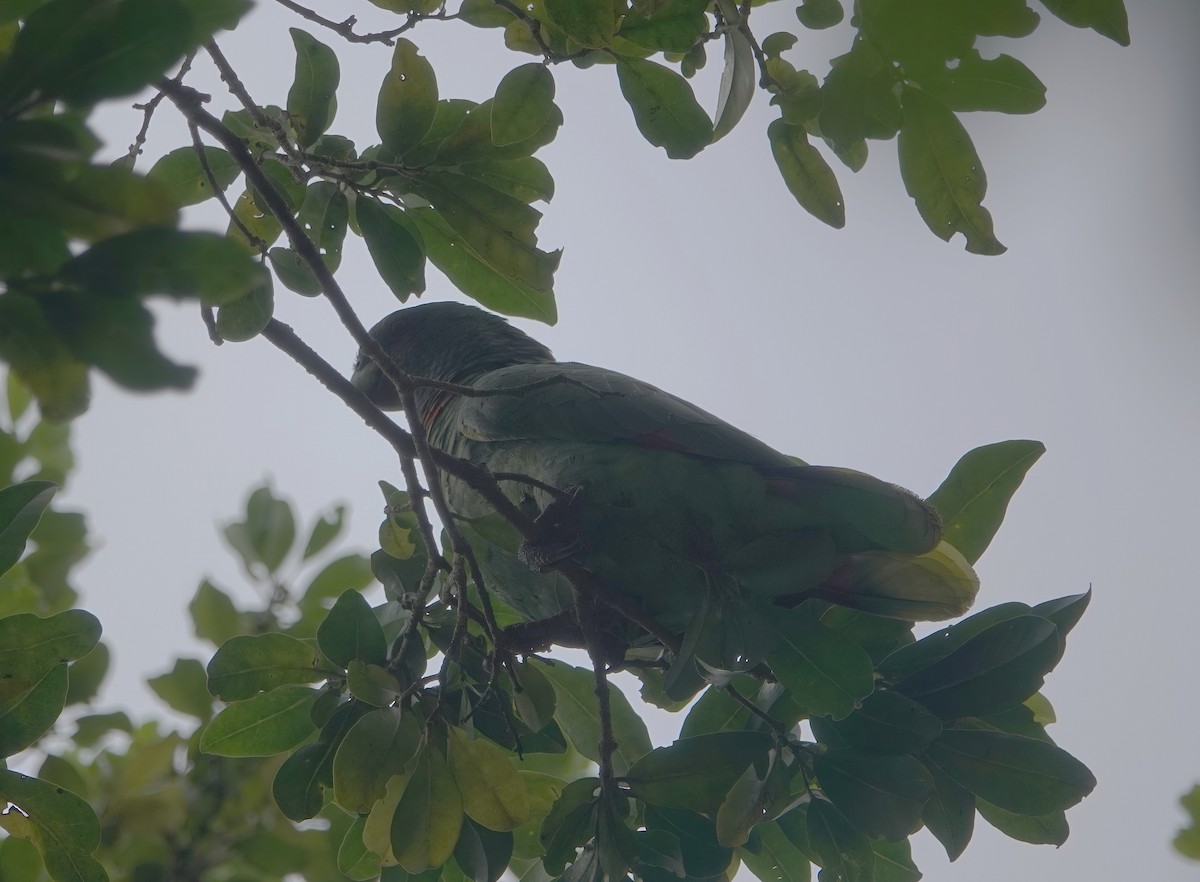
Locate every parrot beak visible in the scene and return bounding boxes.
[350,355,402,410]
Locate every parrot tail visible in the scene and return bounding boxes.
[812,540,980,621]
[763,465,943,556]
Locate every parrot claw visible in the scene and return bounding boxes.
[518,485,586,572]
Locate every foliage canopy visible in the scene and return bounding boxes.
[0,0,1133,880]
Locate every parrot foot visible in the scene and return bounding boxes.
[518,485,586,572]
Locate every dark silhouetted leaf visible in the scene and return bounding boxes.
[1039,0,1129,45]
[976,797,1068,845]
[922,729,1095,815]
[891,615,1060,719]
[806,799,872,882]
[713,28,755,141]
[920,764,974,861]
[796,0,843,29]
[764,606,874,720]
[617,0,709,52]
[812,689,942,754]
[333,705,423,813]
[814,751,932,840]
[626,731,772,814]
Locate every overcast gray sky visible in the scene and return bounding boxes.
[70,2,1200,880]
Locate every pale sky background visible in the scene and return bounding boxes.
[63,1,1200,880]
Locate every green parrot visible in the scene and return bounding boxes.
[352,303,977,685]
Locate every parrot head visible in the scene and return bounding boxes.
[351,302,555,411]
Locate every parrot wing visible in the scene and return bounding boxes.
[440,362,943,557]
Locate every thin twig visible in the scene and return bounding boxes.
[204,40,299,160]
[491,0,588,62]
[125,53,195,164]
[272,0,458,44]
[188,119,260,250]
[573,592,618,792]
[725,683,790,739]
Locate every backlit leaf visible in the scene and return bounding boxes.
[616,58,713,159]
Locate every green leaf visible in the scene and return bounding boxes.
[146,657,213,720]
[0,662,67,756]
[928,440,1044,564]
[447,726,531,831]
[224,484,297,576]
[356,198,426,302]
[269,246,323,296]
[0,0,190,108]
[539,776,599,876]
[0,609,100,682]
[626,731,773,814]
[455,819,514,882]
[435,97,562,163]
[63,640,108,706]
[200,684,319,756]
[334,706,423,813]
[462,158,555,204]
[71,711,131,749]
[924,52,1046,114]
[891,615,1061,719]
[0,769,105,882]
[616,0,709,53]
[879,601,1032,683]
[1032,589,1091,639]
[188,578,245,645]
[0,479,55,576]
[206,632,327,701]
[645,806,733,878]
[217,271,275,342]
[303,504,346,560]
[767,120,845,228]
[63,228,266,306]
[920,764,974,860]
[340,815,382,880]
[535,658,651,775]
[377,38,439,157]
[796,0,843,29]
[347,660,402,706]
[764,606,874,720]
[511,658,556,733]
[273,741,330,822]
[922,729,1095,815]
[811,689,942,754]
[1174,785,1200,860]
[616,58,713,159]
[226,187,283,251]
[299,553,376,623]
[812,751,932,840]
[297,180,348,272]
[459,0,517,27]
[147,146,240,206]
[716,749,790,846]
[287,28,340,147]
[870,838,920,882]
[680,681,753,739]
[318,589,388,668]
[391,745,464,872]
[492,64,556,148]
[805,800,872,882]
[976,797,1068,845]
[543,0,615,47]
[250,158,306,215]
[897,87,1006,255]
[409,206,558,324]
[741,815,813,882]
[817,44,901,148]
[713,27,755,141]
[1038,0,1129,45]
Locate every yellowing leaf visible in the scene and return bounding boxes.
[447,726,531,831]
